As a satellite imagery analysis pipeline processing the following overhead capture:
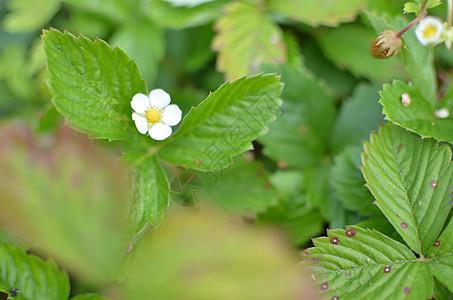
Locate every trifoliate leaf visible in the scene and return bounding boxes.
[380,80,453,143]
[0,244,69,300]
[332,146,380,216]
[267,0,369,27]
[361,123,453,255]
[302,226,432,299]
[212,1,286,81]
[204,158,278,214]
[159,74,283,171]
[316,24,406,83]
[259,65,334,168]
[3,0,60,33]
[43,29,147,141]
[123,152,170,234]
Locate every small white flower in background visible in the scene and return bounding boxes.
[415,16,444,45]
[434,108,450,119]
[131,89,182,140]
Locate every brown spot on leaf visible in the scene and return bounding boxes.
[331,297,339,300]
[320,282,329,291]
[400,222,408,229]
[404,287,411,294]
[330,237,340,245]
[434,240,441,247]
[383,266,391,273]
[346,228,357,237]
[396,143,403,151]
[311,258,319,265]
[430,180,438,190]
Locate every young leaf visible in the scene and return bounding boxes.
[380,80,453,144]
[212,1,286,81]
[259,65,334,168]
[361,123,453,254]
[0,243,69,300]
[124,152,170,235]
[3,0,60,33]
[267,0,368,27]
[404,0,441,14]
[316,24,406,83]
[302,226,432,299]
[159,74,283,171]
[43,29,147,141]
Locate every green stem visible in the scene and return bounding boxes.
[396,0,429,38]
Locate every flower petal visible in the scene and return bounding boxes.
[149,123,172,140]
[132,113,149,134]
[415,16,444,45]
[161,104,182,126]
[149,89,171,109]
[131,93,150,114]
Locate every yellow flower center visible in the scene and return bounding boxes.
[145,108,161,124]
[423,25,438,38]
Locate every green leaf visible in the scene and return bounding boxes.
[0,126,129,280]
[3,0,60,33]
[212,1,286,81]
[361,123,453,254]
[380,80,453,143]
[203,158,278,214]
[302,226,433,299]
[63,0,137,23]
[433,277,453,300]
[123,210,303,299]
[258,197,324,246]
[332,83,385,152]
[124,153,170,234]
[267,0,369,27]
[366,12,437,104]
[0,243,69,300]
[43,29,147,141]
[110,20,165,86]
[404,0,441,14]
[332,146,380,216]
[259,65,334,168]
[316,24,406,83]
[147,0,227,29]
[71,294,109,300]
[159,74,283,171]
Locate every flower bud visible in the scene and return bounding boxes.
[370,30,403,59]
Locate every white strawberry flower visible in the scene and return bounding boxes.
[415,16,444,45]
[131,89,182,140]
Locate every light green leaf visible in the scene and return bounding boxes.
[212,1,286,81]
[404,0,441,14]
[258,197,324,246]
[123,210,304,299]
[63,0,136,23]
[159,74,283,171]
[366,12,437,104]
[3,0,60,33]
[316,24,406,83]
[110,21,165,87]
[267,0,369,27]
[302,226,432,299]
[147,0,227,29]
[380,80,453,143]
[0,243,69,300]
[71,294,109,300]
[43,29,147,141]
[269,170,303,197]
[204,158,278,214]
[332,146,380,216]
[0,126,129,280]
[124,153,170,234]
[332,83,385,152]
[259,65,334,168]
[361,123,453,254]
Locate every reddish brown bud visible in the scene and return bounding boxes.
[370,30,403,59]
